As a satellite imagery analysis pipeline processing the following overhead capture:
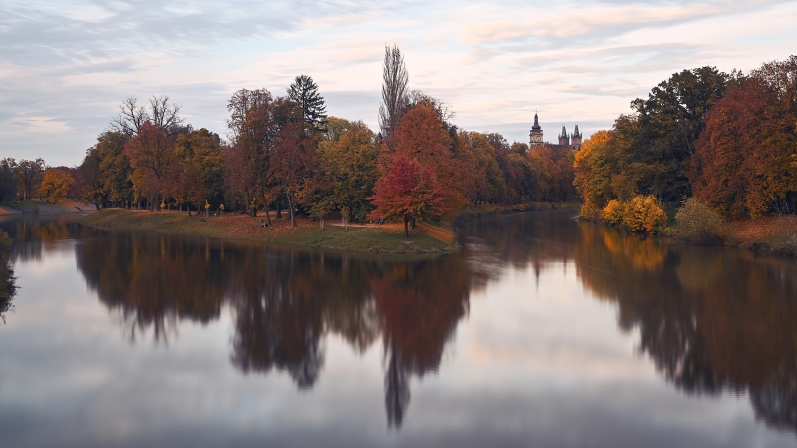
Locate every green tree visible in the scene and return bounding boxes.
[0,159,18,202]
[287,75,328,132]
[628,66,735,201]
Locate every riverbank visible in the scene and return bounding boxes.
[453,201,579,227]
[79,209,458,255]
[0,200,91,215]
[719,215,797,257]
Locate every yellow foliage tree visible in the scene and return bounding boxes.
[622,195,667,233]
[38,169,74,203]
[574,130,612,219]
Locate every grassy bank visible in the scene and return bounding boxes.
[79,209,458,255]
[721,215,797,256]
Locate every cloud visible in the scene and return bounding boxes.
[1,117,72,134]
[1,0,797,165]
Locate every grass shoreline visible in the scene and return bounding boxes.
[78,209,460,255]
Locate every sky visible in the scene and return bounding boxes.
[2,0,796,167]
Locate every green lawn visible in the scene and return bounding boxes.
[79,209,458,255]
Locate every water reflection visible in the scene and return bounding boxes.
[70,227,473,426]
[574,222,797,433]
[0,229,16,321]
[4,212,797,436]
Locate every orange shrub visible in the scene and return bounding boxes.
[622,195,667,233]
[601,199,625,225]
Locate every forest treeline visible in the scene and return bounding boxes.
[575,55,797,229]
[3,50,794,231]
[0,46,577,233]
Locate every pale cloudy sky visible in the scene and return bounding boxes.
[2,0,796,166]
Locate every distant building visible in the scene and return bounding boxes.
[529,112,544,148]
[558,125,569,146]
[529,114,582,150]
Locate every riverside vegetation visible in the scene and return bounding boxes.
[2,50,797,255]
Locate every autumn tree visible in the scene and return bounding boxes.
[454,131,507,204]
[369,156,451,237]
[12,159,45,201]
[692,75,796,218]
[388,102,462,208]
[287,75,327,132]
[124,121,177,209]
[225,88,275,217]
[38,168,74,203]
[269,119,315,227]
[573,130,613,218]
[174,129,225,214]
[627,66,736,201]
[226,88,273,142]
[378,44,410,140]
[112,96,186,137]
[79,131,134,209]
[312,120,380,224]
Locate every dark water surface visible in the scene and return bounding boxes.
[2,210,797,447]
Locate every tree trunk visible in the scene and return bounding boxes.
[276,199,282,218]
[262,194,271,225]
[288,195,296,227]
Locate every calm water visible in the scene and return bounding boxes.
[1,210,797,447]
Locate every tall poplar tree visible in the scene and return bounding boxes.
[378,45,409,140]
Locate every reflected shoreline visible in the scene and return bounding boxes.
[3,210,797,436]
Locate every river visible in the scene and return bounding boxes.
[1,210,796,447]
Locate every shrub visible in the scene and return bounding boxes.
[579,200,601,220]
[675,198,725,243]
[622,195,667,234]
[601,199,625,225]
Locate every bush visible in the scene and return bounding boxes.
[601,199,625,225]
[578,200,601,220]
[675,198,725,243]
[623,195,667,233]
[600,195,667,233]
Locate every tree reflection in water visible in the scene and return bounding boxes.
[13,212,797,433]
[575,222,797,433]
[72,227,473,425]
[371,259,471,427]
[0,229,17,322]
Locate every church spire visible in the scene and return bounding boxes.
[529,111,543,147]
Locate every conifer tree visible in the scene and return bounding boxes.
[287,75,327,132]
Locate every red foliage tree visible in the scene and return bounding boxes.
[692,77,795,218]
[388,104,465,207]
[369,155,451,236]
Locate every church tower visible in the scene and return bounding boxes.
[558,125,570,146]
[529,112,543,148]
[571,124,583,150]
